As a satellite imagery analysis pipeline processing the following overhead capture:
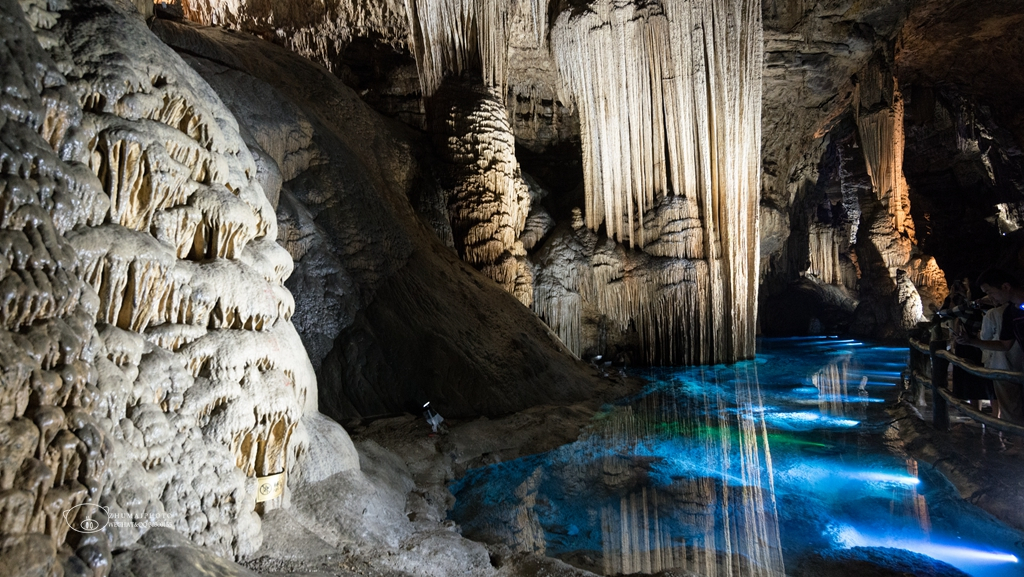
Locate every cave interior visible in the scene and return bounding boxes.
[2,0,1024,575]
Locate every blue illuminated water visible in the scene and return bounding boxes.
[450,337,1024,576]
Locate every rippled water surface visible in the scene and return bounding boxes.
[450,337,1024,576]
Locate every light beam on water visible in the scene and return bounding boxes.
[450,339,1024,576]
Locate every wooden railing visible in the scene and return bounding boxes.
[908,338,1024,436]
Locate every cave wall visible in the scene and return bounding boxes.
[161,0,1024,347]
[147,17,608,423]
[170,0,765,365]
[897,0,1024,281]
[760,0,1024,337]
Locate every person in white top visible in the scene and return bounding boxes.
[979,302,1024,423]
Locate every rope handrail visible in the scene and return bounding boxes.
[912,369,1024,437]
[908,337,1024,436]
[907,337,1024,384]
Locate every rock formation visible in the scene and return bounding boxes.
[0,0,358,572]
[147,16,606,424]
[429,81,533,304]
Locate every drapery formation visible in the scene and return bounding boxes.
[547,0,762,362]
[855,83,913,241]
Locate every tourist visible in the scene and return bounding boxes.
[979,300,1024,423]
[941,279,990,410]
[957,269,1024,423]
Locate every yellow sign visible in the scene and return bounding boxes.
[256,472,285,502]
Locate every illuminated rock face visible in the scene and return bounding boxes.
[148,16,603,423]
[392,0,765,364]
[0,0,357,569]
[845,58,945,336]
[153,0,1024,349]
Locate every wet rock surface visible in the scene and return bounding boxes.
[893,400,1024,534]
[792,546,970,577]
[237,388,636,577]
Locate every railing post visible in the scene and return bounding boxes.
[930,340,949,430]
[908,344,923,405]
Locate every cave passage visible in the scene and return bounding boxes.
[449,338,1024,576]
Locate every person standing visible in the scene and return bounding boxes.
[942,279,990,410]
[957,269,1024,423]
[979,302,1024,423]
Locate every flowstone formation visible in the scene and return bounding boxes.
[401,0,765,364]
[179,0,409,80]
[0,0,357,573]
[544,0,763,363]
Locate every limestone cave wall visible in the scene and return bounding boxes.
[0,0,612,573]
[161,0,1024,352]
[761,0,1024,336]
[172,0,767,365]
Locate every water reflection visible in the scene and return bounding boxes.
[450,338,1024,577]
[592,369,785,576]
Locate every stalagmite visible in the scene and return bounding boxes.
[431,81,533,303]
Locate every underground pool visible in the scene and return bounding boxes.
[449,337,1024,576]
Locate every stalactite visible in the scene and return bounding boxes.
[855,92,913,239]
[404,0,510,97]
[904,255,948,310]
[533,224,725,364]
[400,0,759,363]
[544,0,761,363]
[806,222,847,286]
